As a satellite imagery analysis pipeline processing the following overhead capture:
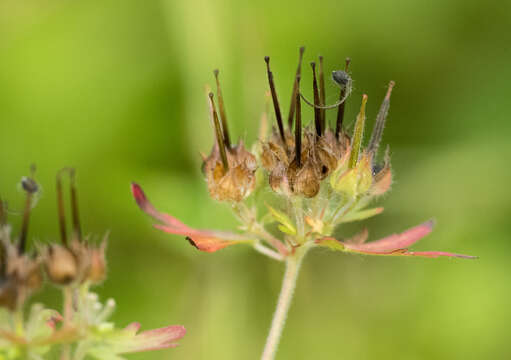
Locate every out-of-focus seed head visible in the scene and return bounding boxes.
[51,168,109,286]
[44,244,78,286]
[0,239,42,311]
[0,169,43,310]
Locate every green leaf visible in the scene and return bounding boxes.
[315,237,345,251]
[265,204,296,235]
[277,225,295,235]
[339,207,384,223]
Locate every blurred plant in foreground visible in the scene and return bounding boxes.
[132,48,475,360]
[1,168,185,360]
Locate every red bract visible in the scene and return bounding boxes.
[131,183,253,252]
[316,221,476,259]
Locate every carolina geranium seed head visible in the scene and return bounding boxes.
[258,53,361,198]
[131,47,475,274]
[203,77,257,202]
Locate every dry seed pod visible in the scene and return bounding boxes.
[44,244,78,285]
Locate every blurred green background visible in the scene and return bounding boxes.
[1,0,510,359]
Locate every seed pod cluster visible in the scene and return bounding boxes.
[261,128,349,198]
[44,237,107,286]
[203,71,258,202]
[204,49,395,203]
[43,169,107,287]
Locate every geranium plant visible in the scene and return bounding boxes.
[0,168,185,359]
[132,48,475,360]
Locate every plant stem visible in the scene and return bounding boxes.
[61,287,73,360]
[254,242,284,261]
[261,249,306,360]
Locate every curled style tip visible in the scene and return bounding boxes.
[300,66,352,111]
[209,92,229,170]
[368,81,395,157]
[213,68,231,149]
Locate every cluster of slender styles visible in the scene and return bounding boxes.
[0,167,185,359]
[132,47,476,360]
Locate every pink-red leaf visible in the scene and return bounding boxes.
[344,220,435,252]
[317,220,476,259]
[131,183,252,252]
[118,323,186,353]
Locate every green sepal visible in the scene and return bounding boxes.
[265,204,296,235]
[348,95,368,169]
[339,207,384,223]
[315,237,345,251]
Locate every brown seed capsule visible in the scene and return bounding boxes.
[289,157,320,198]
[87,240,107,284]
[203,142,257,202]
[68,239,92,284]
[44,244,78,285]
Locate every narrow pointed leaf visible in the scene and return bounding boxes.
[344,220,434,252]
[339,207,384,223]
[348,95,367,168]
[315,237,345,251]
[316,221,476,259]
[119,325,186,353]
[266,203,296,235]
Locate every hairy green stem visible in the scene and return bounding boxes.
[261,247,307,360]
[254,242,284,261]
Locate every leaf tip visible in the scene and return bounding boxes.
[131,182,146,210]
